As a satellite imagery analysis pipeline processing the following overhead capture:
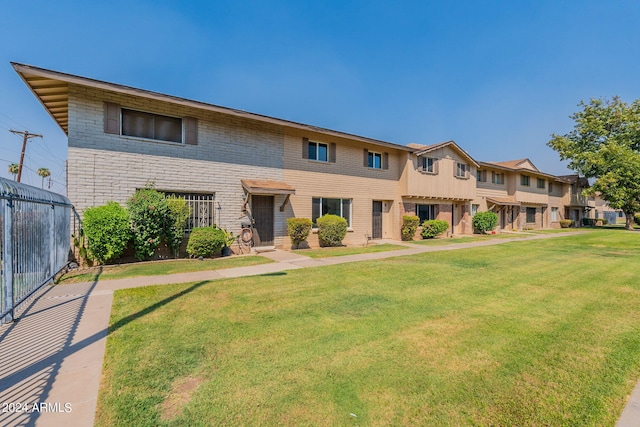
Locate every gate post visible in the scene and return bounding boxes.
[2,196,14,323]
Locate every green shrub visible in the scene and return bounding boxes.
[166,196,190,257]
[421,219,449,239]
[83,202,130,264]
[127,187,169,260]
[602,218,608,225]
[186,226,226,257]
[559,219,574,228]
[472,211,498,234]
[634,213,640,226]
[316,214,348,247]
[401,215,420,241]
[287,218,313,248]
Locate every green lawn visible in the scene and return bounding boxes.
[292,243,406,258]
[96,229,640,426]
[57,256,273,284]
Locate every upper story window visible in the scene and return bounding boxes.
[455,162,469,178]
[492,172,505,185]
[548,182,554,193]
[521,175,530,186]
[302,138,336,163]
[477,170,487,182]
[122,109,183,143]
[418,157,437,174]
[104,102,198,145]
[364,149,388,170]
[308,141,328,162]
[368,151,382,169]
[537,178,546,189]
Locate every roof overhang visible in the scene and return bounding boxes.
[413,140,479,168]
[241,179,295,195]
[402,195,473,202]
[12,63,414,153]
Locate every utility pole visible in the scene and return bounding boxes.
[9,129,42,183]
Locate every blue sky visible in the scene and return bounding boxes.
[1,1,639,194]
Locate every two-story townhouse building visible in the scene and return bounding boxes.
[400,141,478,235]
[474,159,561,230]
[13,62,413,249]
[557,175,595,226]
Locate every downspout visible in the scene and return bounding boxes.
[451,203,455,236]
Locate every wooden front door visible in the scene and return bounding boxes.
[252,195,274,246]
[372,201,383,239]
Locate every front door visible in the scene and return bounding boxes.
[372,201,383,239]
[252,195,274,246]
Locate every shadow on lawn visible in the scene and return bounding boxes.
[109,281,209,334]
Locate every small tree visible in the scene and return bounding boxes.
[8,163,19,180]
[421,219,449,239]
[316,214,348,247]
[127,186,169,260]
[472,211,498,234]
[83,202,131,264]
[186,226,226,257]
[165,196,190,257]
[287,217,312,249]
[401,215,420,241]
[37,167,51,189]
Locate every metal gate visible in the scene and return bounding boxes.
[1,178,72,323]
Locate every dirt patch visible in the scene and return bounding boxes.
[160,376,205,421]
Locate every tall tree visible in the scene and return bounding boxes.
[548,97,640,229]
[8,163,19,180]
[37,167,51,189]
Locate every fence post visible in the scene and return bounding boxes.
[49,204,56,282]
[2,196,14,323]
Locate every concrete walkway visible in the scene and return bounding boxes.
[0,232,638,426]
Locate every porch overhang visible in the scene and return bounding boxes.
[518,201,548,206]
[486,197,521,206]
[241,179,295,196]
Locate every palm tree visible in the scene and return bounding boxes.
[37,167,51,189]
[8,163,19,180]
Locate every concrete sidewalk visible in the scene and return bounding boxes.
[1,232,638,426]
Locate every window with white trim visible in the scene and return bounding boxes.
[308,141,329,162]
[312,197,351,227]
[421,157,436,173]
[472,204,479,216]
[368,151,382,169]
[551,207,559,222]
[455,162,469,178]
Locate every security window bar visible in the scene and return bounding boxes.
[312,197,351,227]
[122,109,183,143]
[163,192,215,231]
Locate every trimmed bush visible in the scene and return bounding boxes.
[287,217,313,248]
[472,211,498,234]
[127,187,169,260]
[186,226,226,257]
[559,219,574,228]
[166,195,190,257]
[316,214,348,247]
[83,202,130,264]
[421,219,449,239]
[401,215,420,241]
